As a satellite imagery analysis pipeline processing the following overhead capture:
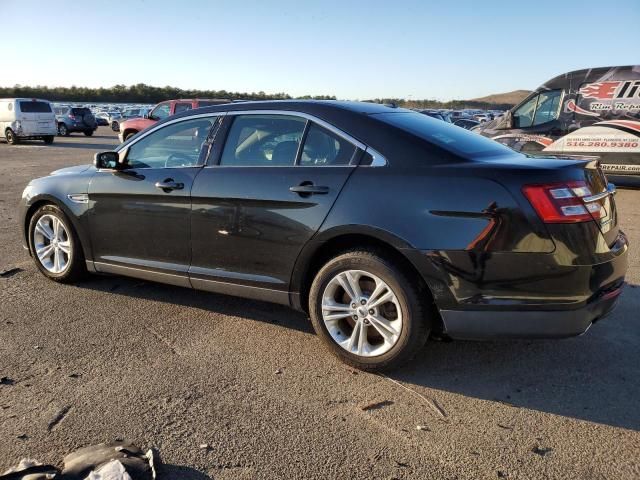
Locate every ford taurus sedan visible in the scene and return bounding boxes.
[19,101,628,371]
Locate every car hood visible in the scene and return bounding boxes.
[50,164,94,176]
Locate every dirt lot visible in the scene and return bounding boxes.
[1,128,639,479]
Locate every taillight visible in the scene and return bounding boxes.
[522,181,602,223]
[68,114,76,120]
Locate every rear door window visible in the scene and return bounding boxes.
[220,115,306,166]
[18,101,52,113]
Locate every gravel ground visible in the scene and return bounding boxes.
[1,128,639,479]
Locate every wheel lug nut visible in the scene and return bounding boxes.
[360,299,366,305]
[369,309,374,315]
[352,315,358,321]
[351,303,356,308]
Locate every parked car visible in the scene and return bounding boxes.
[453,118,480,130]
[19,101,628,371]
[94,113,110,126]
[111,107,150,132]
[475,65,640,187]
[0,98,56,144]
[54,107,98,136]
[118,99,230,142]
[419,109,446,121]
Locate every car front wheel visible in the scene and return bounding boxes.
[58,123,69,136]
[309,249,431,371]
[28,204,86,282]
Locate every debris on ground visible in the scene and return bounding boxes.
[361,400,394,411]
[274,368,283,375]
[0,268,22,278]
[0,441,158,480]
[0,377,15,386]
[415,425,430,431]
[531,445,553,457]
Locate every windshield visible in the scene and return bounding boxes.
[374,112,513,159]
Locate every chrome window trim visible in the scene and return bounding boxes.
[364,146,388,167]
[116,109,389,168]
[225,110,367,150]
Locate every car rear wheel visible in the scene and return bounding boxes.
[111,121,119,132]
[28,204,86,283]
[84,130,94,137]
[309,249,431,371]
[43,136,54,144]
[5,129,18,145]
[58,123,69,136]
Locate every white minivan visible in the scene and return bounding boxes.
[0,98,57,145]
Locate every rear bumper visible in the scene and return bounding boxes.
[440,282,623,339]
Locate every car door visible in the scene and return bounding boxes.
[189,112,362,301]
[88,114,220,285]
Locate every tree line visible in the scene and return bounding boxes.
[0,83,514,110]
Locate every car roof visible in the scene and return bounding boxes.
[188,99,409,116]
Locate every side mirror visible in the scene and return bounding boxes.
[94,151,121,170]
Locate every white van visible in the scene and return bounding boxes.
[0,98,57,145]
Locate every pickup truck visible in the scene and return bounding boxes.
[118,98,230,142]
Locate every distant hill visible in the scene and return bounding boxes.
[471,90,531,105]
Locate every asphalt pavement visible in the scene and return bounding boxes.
[1,128,639,479]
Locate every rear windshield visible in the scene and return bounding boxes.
[71,108,91,115]
[373,112,513,159]
[19,101,52,113]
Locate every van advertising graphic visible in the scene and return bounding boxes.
[475,66,640,184]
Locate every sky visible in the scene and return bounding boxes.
[2,0,639,100]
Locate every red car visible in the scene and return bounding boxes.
[118,98,230,142]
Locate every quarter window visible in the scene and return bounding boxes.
[125,117,216,169]
[300,124,356,166]
[220,115,306,166]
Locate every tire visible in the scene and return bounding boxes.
[43,136,54,144]
[124,131,137,141]
[111,121,119,132]
[84,130,94,137]
[5,129,19,145]
[58,123,69,136]
[309,249,431,371]
[28,204,87,283]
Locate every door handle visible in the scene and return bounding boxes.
[155,179,184,191]
[289,183,329,195]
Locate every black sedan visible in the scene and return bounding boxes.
[19,101,628,371]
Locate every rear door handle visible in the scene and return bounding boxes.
[155,179,184,191]
[289,184,329,195]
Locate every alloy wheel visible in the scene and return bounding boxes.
[33,214,71,274]
[321,269,403,357]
